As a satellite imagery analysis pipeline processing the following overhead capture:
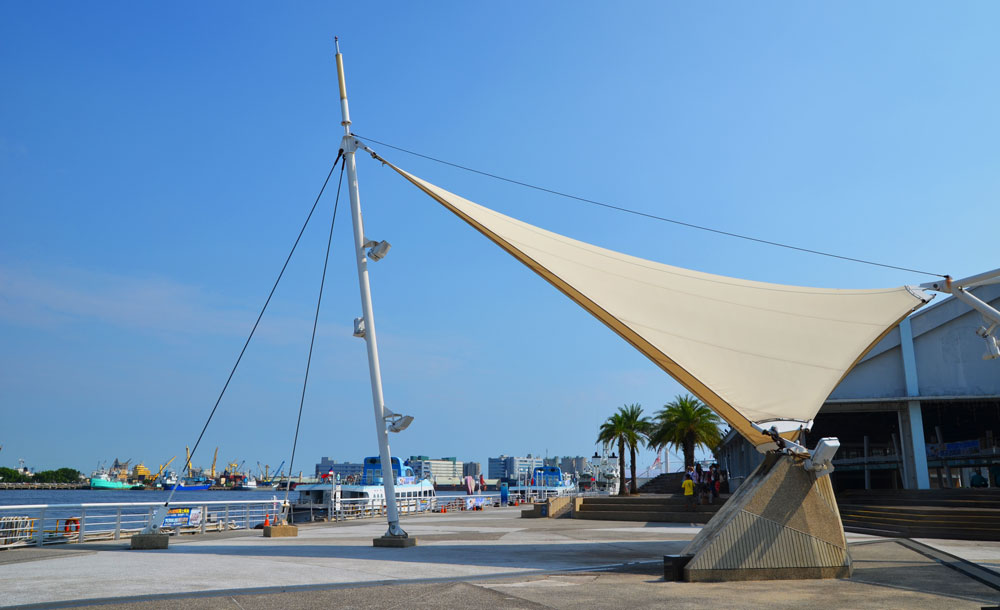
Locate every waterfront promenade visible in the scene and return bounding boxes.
[1,506,999,609]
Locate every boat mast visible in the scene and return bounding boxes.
[335,38,406,539]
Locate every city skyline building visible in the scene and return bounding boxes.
[314,457,363,479]
[488,455,545,480]
[408,456,464,482]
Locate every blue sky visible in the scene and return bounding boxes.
[1,3,998,476]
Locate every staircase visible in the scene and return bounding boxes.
[573,494,727,523]
[637,472,685,494]
[837,489,1000,540]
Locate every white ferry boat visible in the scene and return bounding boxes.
[508,465,576,500]
[579,453,621,495]
[293,457,435,521]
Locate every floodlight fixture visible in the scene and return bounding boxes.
[365,239,391,261]
[388,415,414,433]
[803,437,840,476]
[383,407,414,433]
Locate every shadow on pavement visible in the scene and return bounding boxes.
[120,539,688,570]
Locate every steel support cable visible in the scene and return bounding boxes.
[352,133,946,279]
[282,158,345,516]
[161,151,344,511]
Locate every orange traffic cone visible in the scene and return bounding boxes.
[264,514,270,527]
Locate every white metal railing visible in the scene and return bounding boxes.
[0,492,547,548]
[0,499,283,549]
[291,493,505,523]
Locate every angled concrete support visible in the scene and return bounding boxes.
[682,453,851,582]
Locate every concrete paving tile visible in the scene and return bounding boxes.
[3,510,1000,609]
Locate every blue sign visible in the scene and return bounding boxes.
[926,440,980,458]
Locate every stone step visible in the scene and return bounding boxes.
[572,510,715,524]
[574,494,725,523]
[580,494,729,504]
[838,489,1000,509]
[837,490,1000,541]
[577,502,718,513]
[840,512,1000,536]
[839,505,1000,521]
[637,472,686,494]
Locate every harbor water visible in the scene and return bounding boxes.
[0,488,286,507]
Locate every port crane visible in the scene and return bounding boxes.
[209,447,219,479]
[270,460,286,484]
[154,456,176,481]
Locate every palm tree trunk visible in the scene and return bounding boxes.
[618,437,627,496]
[684,433,695,470]
[629,444,638,494]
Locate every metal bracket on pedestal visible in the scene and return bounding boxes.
[751,421,840,478]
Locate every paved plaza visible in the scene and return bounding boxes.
[1,506,999,609]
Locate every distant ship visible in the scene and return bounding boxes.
[233,477,258,491]
[293,456,435,521]
[90,466,143,490]
[157,471,211,490]
[170,476,211,491]
[508,465,576,498]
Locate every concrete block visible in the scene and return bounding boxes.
[130,534,169,550]
[373,536,417,548]
[263,524,298,538]
[663,554,692,581]
[520,504,545,518]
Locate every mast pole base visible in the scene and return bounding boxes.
[373,535,417,548]
[130,533,169,550]
[374,520,415,547]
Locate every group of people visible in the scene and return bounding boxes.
[681,463,726,511]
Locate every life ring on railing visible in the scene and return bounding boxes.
[64,517,80,533]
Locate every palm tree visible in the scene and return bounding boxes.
[597,411,628,496]
[648,395,723,470]
[597,404,651,496]
[620,404,651,494]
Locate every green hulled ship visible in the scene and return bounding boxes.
[89,469,141,489]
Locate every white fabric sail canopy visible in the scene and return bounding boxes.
[386,163,929,447]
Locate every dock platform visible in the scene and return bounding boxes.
[1,505,999,608]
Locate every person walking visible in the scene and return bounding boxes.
[694,464,707,505]
[709,464,721,504]
[682,473,696,512]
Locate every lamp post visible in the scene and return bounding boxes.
[335,38,408,541]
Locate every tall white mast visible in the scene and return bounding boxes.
[335,38,406,539]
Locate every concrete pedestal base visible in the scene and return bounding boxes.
[373,536,417,548]
[663,554,692,581]
[130,534,169,550]
[263,524,298,538]
[682,453,852,582]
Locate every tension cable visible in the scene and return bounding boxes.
[352,133,946,279]
[283,157,345,513]
[160,151,344,511]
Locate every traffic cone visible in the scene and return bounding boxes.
[264,514,270,527]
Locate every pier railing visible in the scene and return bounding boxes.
[0,499,283,549]
[291,493,504,523]
[1,491,580,548]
